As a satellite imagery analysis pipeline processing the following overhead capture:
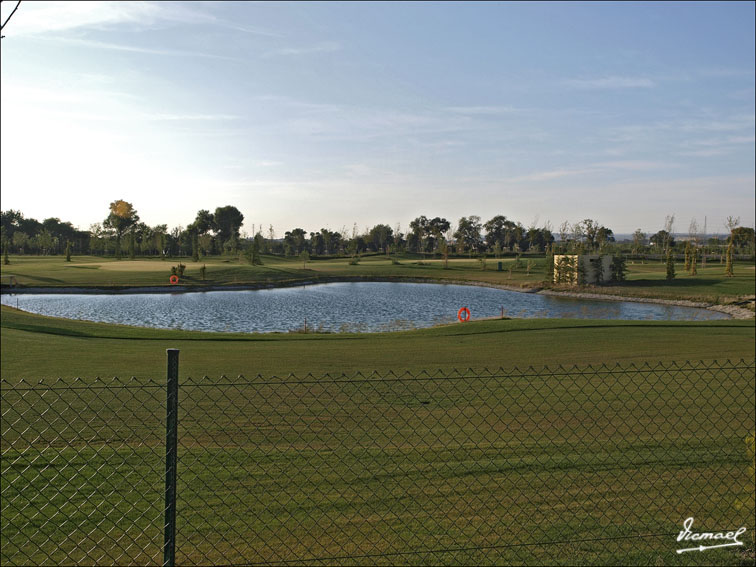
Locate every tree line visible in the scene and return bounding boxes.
[1,202,754,262]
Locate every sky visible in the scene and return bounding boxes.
[1,1,754,237]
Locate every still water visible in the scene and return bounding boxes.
[1,282,727,333]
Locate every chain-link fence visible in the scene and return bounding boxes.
[2,357,755,565]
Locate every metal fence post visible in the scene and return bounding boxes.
[164,349,179,567]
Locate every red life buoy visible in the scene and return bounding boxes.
[169,275,179,284]
[457,307,471,322]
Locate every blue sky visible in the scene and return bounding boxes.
[1,1,754,236]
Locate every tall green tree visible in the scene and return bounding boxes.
[454,216,483,256]
[213,206,244,246]
[103,200,139,260]
[368,224,394,254]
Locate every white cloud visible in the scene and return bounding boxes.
[2,1,279,40]
[507,160,679,183]
[2,1,165,35]
[508,167,601,182]
[445,105,522,115]
[43,36,239,60]
[564,76,655,89]
[142,113,240,122]
[263,41,341,57]
[596,160,679,171]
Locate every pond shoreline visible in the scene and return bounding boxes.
[538,289,753,320]
[2,276,752,319]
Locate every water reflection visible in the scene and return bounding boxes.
[1,282,728,333]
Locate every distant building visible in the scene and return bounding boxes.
[553,254,613,285]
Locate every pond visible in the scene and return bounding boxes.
[0,282,727,333]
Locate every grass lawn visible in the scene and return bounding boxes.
[1,255,754,565]
[3,358,754,565]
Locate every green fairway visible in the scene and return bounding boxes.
[1,305,755,378]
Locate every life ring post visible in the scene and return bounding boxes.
[457,307,471,322]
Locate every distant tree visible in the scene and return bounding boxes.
[151,224,168,258]
[731,226,755,253]
[557,221,570,253]
[223,233,239,255]
[65,240,71,262]
[662,214,675,256]
[427,217,450,254]
[454,216,483,256]
[12,231,28,254]
[3,242,8,265]
[103,200,139,260]
[252,235,263,265]
[581,219,599,250]
[632,229,646,256]
[576,256,586,285]
[284,228,308,256]
[408,216,429,254]
[212,206,244,245]
[191,232,200,262]
[439,237,449,268]
[368,224,394,254]
[592,255,605,284]
[300,250,309,269]
[610,255,627,282]
[485,215,515,251]
[0,210,24,239]
[650,230,675,252]
[596,226,614,252]
[192,210,214,235]
[128,231,136,260]
[665,249,675,281]
[253,234,264,264]
[544,244,554,282]
[724,216,739,277]
[684,241,692,272]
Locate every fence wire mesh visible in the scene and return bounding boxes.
[2,360,755,566]
[0,377,166,566]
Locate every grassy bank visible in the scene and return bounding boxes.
[2,305,754,378]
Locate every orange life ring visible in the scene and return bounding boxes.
[457,307,471,322]
[169,275,179,284]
